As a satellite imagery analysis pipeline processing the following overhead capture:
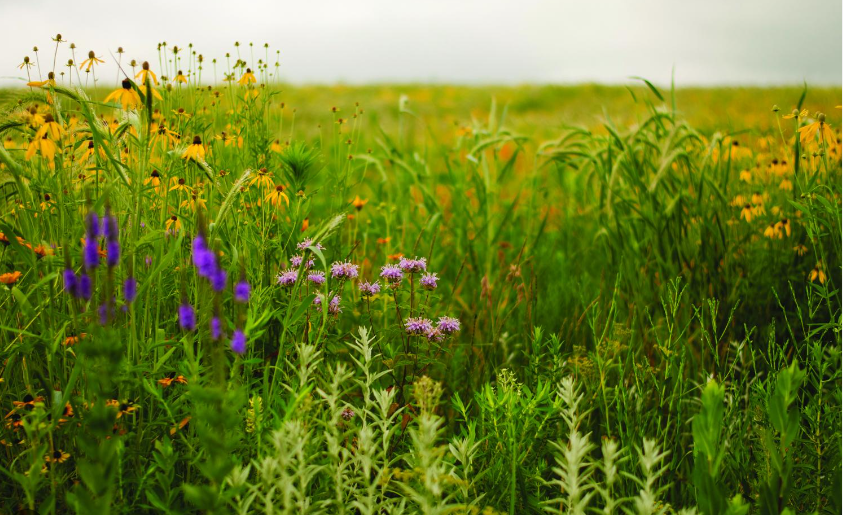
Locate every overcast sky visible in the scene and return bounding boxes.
[0,0,840,87]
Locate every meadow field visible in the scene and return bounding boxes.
[0,45,840,514]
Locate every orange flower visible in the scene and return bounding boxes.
[0,271,22,285]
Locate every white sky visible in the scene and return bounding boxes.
[0,0,840,87]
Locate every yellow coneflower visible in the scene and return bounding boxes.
[776,218,792,237]
[249,167,274,190]
[169,177,190,193]
[144,169,162,188]
[46,450,70,464]
[779,178,793,191]
[173,70,188,84]
[809,262,827,284]
[138,84,163,102]
[35,114,65,140]
[79,51,104,72]
[59,403,74,422]
[18,56,33,70]
[352,195,368,211]
[135,61,159,85]
[783,109,808,120]
[0,271,22,285]
[165,215,181,232]
[793,244,808,256]
[740,204,754,222]
[25,135,58,165]
[730,195,746,207]
[27,71,57,88]
[106,400,138,419]
[265,184,290,208]
[237,68,257,85]
[739,169,752,182]
[763,223,780,239]
[172,107,191,119]
[270,139,285,153]
[798,113,836,149]
[63,333,87,346]
[151,123,179,147]
[104,79,142,111]
[181,191,207,211]
[182,136,206,162]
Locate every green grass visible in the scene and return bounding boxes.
[0,73,839,514]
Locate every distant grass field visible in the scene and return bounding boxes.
[0,68,840,514]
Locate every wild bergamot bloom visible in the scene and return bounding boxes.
[105,79,142,110]
[276,269,298,287]
[182,136,206,162]
[405,317,433,335]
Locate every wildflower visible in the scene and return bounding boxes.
[809,262,827,284]
[739,169,751,182]
[352,195,368,210]
[775,218,792,238]
[739,204,753,223]
[25,135,58,164]
[210,316,222,340]
[341,407,355,421]
[399,256,427,273]
[166,215,181,233]
[79,51,104,72]
[420,272,438,290]
[179,303,196,331]
[380,264,404,283]
[123,276,137,303]
[290,255,314,269]
[307,271,326,285]
[779,178,793,191]
[182,136,206,162]
[83,238,100,269]
[798,113,836,148]
[107,400,138,418]
[170,177,190,193]
[192,235,217,278]
[265,184,290,207]
[763,223,779,239]
[145,169,162,188]
[0,271,22,285]
[277,269,298,286]
[358,281,381,297]
[328,295,342,315]
[405,317,433,335]
[250,168,274,190]
[794,244,808,256]
[135,61,159,85]
[297,238,325,251]
[210,268,228,292]
[231,329,247,354]
[77,273,92,299]
[46,450,70,464]
[27,71,57,88]
[238,68,257,85]
[330,261,359,280]
[35,114,65,140]
[437,316,461,334]
[63,268,77,294]
[234,278,250,303]
[18,56,33,70]
[174,70,188,84]
[104,79,142,110]
[425,327,444,343]
[158,374,187,387]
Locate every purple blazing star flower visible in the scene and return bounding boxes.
[106,239,120,268]
[83,237,99,269]
[276,269,298,287]
[330,261,359,280]
[405,317,433,335]
[307,271,326,285]
[123,276,137,303]
[358,281,381,297]
[398,256,427,273]
[86,212,100,239]
[210,316,222,340]
[234,279,250,303]
[98,302,110,325]
[296,238,325,251]
[192,235,217,278]
[103,211,118,241]
[77,273,92,300]
[420,272,438,290]
[179,303,196,331]
[63,268,77,295]
[230,329,247,354]
[380,264,404,284]
[437,316,460,335]
[210,268,227,292]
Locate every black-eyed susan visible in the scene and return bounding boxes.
[46,449,70,464]
[144,169,162,188]
[135,61,159,85]
[165,215,181,233]
[106,399,138,419]
[265,184,290,208]
[238,68,257,85]
[105,79,142,111]
[352,195,368,211]
[169,177,190,193]
[79,51,104,72]
[182,136,206,162]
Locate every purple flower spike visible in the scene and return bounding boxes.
[103,212,118,241]
[98,302,110,325]
[63,268,77,295]
[192,235,217,278]
[77,273,92,300]
[123,276,137,303]
[405,317,433,335]
[210,316,222,340]
[420,272,438,290]
[86,212,100,239]
[230,329,247,354]
[276,269,298,287]
[179,303,196,331]
[210,268,227,292]
[106,239,120,267]
[83,238,99,269]
[234,279,250,303]
[437,316,460,335]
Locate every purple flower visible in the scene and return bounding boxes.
[179,303,196,331]
[123,276,137,303]
[106,239,120,267]
[83,237,99,269]
[210,316,222,340]
[405,317,433,335]
[77,273,92,300]
[296,238,325,251]
[276,269,298,287]
[307,271,326,285]
[398,256,427,273]
[103,212,118,241]
[341,407,355,421]
[210,268,227,292]
[380,264,404,284]
[86,212,100,239]
[437,316,460,334]
[144,255,153,267]
[230,329,247,354]
[290,255,314,269]
[63,268,77,295]
[358,281,381,297]
[192,235,217,278]
[98,301,111,325]
[328,295,342,315]
[425,327,444,343]
[234,279,250,303]
[420,272,438,290]
[330,261,359,280]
